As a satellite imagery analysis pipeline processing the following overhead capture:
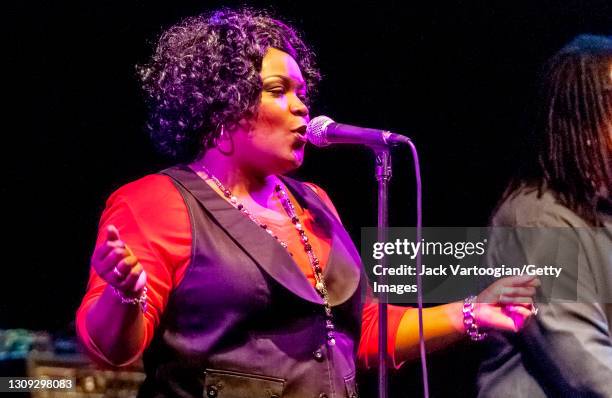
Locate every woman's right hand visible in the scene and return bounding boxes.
[91,225,147,296]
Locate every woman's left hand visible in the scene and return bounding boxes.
[473,275,541,332]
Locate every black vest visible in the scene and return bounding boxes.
[138,165,365,398]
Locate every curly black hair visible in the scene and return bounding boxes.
[137,7,320,162]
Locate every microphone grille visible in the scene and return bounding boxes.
[306,116,335,147]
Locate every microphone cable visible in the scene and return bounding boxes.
[405,139,430,398]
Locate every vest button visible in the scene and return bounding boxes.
[350,393,358,398]
[270,395,280,398]
[319,394,329,398]
[206,385,218,397]
[313,349,324,362]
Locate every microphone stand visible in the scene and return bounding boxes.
[374,148,392,398]
[373,140,429,398]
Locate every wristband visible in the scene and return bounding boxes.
[112,286,148,314]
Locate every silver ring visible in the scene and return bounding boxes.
[531,303,539,316]
[113,266,125,279]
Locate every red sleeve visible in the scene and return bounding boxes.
[358,286,409,369]
[75,174,191,366]
[303,182,408,369]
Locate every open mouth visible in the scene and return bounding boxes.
[292,124,307,134]
[294,133,307,144]
[292,125,307,145]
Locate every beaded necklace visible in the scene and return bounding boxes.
[200,166,336,346]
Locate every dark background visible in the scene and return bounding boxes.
[3,0,611,395]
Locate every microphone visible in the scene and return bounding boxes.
[306,116,411,148]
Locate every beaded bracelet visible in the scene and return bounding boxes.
[112,286,148,314]
[463,295,487,341]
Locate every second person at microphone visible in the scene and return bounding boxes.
[76,7,538,397]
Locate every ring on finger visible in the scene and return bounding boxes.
[113,266,126,279]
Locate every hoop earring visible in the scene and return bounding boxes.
[214,124,235,155]
[211,124,225,148]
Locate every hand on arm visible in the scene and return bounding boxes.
[474,275,540,332]
[393,275,539,365]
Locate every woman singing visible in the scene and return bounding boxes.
[76,8,537,397]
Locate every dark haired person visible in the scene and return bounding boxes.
[478,35,612,397]
[75,8,537,397]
